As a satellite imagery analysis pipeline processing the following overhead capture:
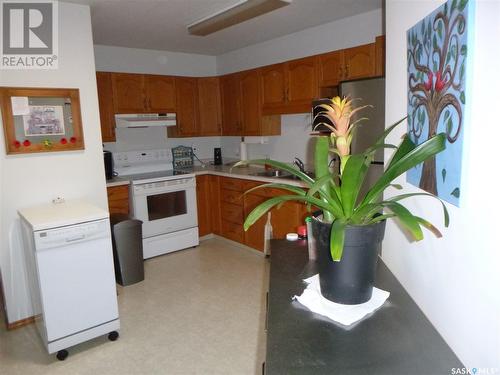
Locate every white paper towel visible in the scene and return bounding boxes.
[293,274,390,326]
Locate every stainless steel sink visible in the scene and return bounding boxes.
[250,170,315,180]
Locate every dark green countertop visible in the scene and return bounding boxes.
[265,239,462,375]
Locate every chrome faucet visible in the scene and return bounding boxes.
[293,157,305,173]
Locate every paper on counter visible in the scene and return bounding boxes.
[293,274,390,327]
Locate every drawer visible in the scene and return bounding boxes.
[221,188,243,205]
[221,220,244,243]
[220,177,244,191]
[221,202,244,224]
[107,185,129,201]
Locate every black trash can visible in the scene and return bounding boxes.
[110,214,144,286]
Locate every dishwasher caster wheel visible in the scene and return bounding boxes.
[56,349,68,361]
[108,331,119,341]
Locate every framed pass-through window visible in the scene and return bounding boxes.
[0,87,84,154]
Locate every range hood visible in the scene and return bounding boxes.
[115,113,176,128]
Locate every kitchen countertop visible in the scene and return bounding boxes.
[265,240,462,375]
[106,163,308,188]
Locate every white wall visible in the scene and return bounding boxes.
[94,45,217,77]
[0,2,108,323]
[216,9,383,75]
[384,0,500,368]
[216,9,383,165]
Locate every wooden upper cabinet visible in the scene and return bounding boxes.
[261,57,318,114]
[111,73,145,113]
[145,75,176,112]
[375,35,385,77]
[240,69,262,136]
[286,56,318,110]
[174,77,198,136]
[318,50,343,87]
[261,63,286,110]
[220,73,242,136]
[343,43,376,80]
[198,77,222,136]
[96,72,116,142]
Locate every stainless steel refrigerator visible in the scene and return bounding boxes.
[313,77,386,199]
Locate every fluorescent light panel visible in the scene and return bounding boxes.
[187,0,292,36]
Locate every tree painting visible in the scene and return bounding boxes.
[407,0,471,206]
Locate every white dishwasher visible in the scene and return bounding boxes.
[19,200,120,361]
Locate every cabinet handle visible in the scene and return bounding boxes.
[286,87,289,102]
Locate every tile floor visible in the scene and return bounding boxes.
[0,238,269,375]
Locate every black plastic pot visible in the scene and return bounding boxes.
[311,217,386,304]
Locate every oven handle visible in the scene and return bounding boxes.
[133,184,195,197]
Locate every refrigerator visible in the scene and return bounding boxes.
[313,77,385,200]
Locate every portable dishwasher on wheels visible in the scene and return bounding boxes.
[19,200,120,361]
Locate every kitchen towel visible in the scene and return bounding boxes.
[293,274,390,327]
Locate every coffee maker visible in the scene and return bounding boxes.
[103,151,113,180]
[213,147,222,165]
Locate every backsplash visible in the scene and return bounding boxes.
[104,113,313,168]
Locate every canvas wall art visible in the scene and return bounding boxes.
[407,0,472,206]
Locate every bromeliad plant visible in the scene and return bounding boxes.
[235,96,449,261]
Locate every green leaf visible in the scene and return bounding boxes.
[365,117,407,155]
[315,136,335,222]
[451,187,460,198]
[459,63,465,80]
[386,135,416,170]
[330,219,346,261]
[362,134,447,206]
[243,195,333,231]
[384,202,424,241]
[460,45,467,56]
[243,183,306,197]
[458,0,468,11]
[437,22,443,39]
[451,0,457,10]
[444,110,450,121]
[415,216,443,238]
[442,168,447,182]
[306,175,344,218]
[386,192,449,227]
[340,154,370,217]
[460,91,466,104]
[433,35,438,50]
[368,214,396,224]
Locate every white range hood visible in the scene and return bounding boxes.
[115,113,176,128]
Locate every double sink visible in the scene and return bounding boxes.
[250,170,315,181]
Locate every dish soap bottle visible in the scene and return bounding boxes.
[263,212,273,256]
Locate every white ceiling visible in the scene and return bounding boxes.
[84,0,382,56]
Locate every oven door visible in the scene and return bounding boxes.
[132,178,198,238]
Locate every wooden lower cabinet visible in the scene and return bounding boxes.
[196,175,211,237]
[107,185,129,216]
[195,176,307,251]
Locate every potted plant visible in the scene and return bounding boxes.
[235,97,449,304]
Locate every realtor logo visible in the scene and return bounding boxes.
[1,0,58,69]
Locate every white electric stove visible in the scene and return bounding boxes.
[114,149,199,259]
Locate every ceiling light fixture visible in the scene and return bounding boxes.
[187,0,292,36]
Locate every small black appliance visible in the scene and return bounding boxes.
[214,147,222,165]
[104,150,113,180]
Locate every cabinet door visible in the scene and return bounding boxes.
[375,35,385,77]
[286,56,318,111]
[240,69,262,136]
[96,72,115,142]
[244,193,267,252]
[175,77,198,136]
[111,73,145,113]
[196,175,211,237]
[220,73,242,136]
[209,175,221,235]
[107,185,129,216]
[343,43,376,80]
[198,77,222,136]
[261,63,286,113]
[319,50,343,87]
[145,75,176,112]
